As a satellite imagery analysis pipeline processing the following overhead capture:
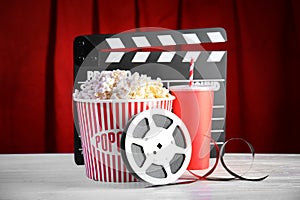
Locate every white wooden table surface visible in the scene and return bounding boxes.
[0,154,299,200]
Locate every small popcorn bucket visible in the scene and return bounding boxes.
[74,97,175,182]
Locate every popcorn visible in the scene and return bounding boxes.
[73,70,172,100]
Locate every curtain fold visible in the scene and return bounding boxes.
[0,0,299,153]
[54,0,94,152]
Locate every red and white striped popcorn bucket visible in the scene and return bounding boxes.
[74,97,175,182]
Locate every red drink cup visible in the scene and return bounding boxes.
[170,85,214,170]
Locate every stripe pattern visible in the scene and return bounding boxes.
[105,51,225,63]
[76,99,174,182]
[104,29,226,64]
[105,30,226,49]
[189,59,194,86]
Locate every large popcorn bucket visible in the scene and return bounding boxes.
[74,97,175,182]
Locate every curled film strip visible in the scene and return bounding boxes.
[121,109,268,186]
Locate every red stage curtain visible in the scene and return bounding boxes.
[0,0,299,153]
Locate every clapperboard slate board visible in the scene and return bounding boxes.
[73,28,227,165]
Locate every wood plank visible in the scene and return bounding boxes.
[0,154,299,200]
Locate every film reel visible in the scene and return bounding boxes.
[121,108,192,185]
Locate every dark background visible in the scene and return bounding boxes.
[1,0,299,154]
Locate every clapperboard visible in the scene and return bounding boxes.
[73,28,227,165]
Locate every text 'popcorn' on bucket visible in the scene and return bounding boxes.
[73,70,172,100]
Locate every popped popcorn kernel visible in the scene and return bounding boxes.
[73,70,172,100]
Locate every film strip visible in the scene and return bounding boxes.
[74,28,227,165]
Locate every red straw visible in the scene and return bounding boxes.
[189,58,194,87]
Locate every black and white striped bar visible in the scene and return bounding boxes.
[105,28,227,49]
[104,51,226,63]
